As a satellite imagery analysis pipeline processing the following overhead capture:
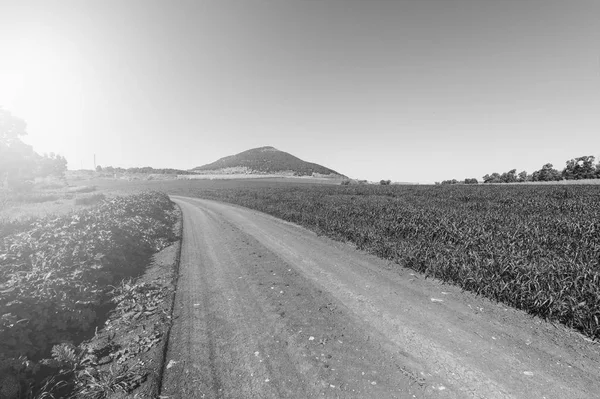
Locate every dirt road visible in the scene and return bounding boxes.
[160,196,600,398]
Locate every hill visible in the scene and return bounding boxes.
[191,146,345,177]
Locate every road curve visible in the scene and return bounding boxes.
[160,196,600,399]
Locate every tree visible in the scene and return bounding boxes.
[0,108,37,186]
[464,178,478,184]
[499,169,517,183]
[517,171,528,182]
[36,153,67,178]
[441,179,459,185]
[531,163,562,182]
[483,173,502,183]
[1,108,69,186]
[562,156,596,180]
[96,165,103,172]
[379,179,391,185]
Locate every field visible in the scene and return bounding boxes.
[2,176,600,396]
[0,187,178,398]
[144,179,600,341]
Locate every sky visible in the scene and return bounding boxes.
[0,0,599,183]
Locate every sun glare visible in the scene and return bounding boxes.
[0,37,85,154]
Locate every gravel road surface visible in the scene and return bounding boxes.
[160,196,600,398]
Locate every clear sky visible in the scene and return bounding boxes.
[1,0,599,183]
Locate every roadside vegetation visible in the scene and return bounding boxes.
[165,181,600,341]
[0,191,177,398]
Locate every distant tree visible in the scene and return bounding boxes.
[441,179,459,185]
[96,165,103,172]
[517,170,528,182]
[464,178,478,184]
[531,163,562,182]
[0,108,37,186]
[483,173,502,183]
[499,169,517,183]
[36,153,68,178]
[341,180,350,186]
[562,156,596,180]
[379,179,391,185]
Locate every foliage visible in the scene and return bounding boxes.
[26,342,145,399]
[455,154,600,184]
[36,153,67,179]
[26,278,169,398]
[380,180,391,185]
[0,108,37,186]
[441,179,459,185]
[173,183,600,341]
[109,279,169,328]
[0,191,176,397]
[0,108,68,187]
[562,156,596,180]
[531,163,563,182]
[0,217,36,240]
[483,169,519,183]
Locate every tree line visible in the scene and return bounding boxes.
[437,156,600,185]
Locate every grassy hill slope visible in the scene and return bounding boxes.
[191,146,345,177]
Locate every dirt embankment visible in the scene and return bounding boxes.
[72,205,183,398]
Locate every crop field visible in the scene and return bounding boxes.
[0,191,177,397]
[160,180,600,340]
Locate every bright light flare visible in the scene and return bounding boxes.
[0,37,86,155]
